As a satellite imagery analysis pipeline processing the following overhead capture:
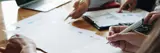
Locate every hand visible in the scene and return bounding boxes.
[0,35,36,53]
[144,11,160,25]
[118,0,136,13]
[107,26,146,52]
[70,0,90,19]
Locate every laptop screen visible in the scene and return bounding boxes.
[16,0,35,5]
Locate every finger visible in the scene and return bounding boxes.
[71,5,86,19]
[119,41,126,50]
[128,3,136,12]
[73,1,80,10]
[71,9,81,19]
[128,4,132,11]
[118,1,129,13]
[128,0,137,11]
[144,12,155,24]
[148,14,160,25]
[109,26,116,36]
[109,26,127,35]
[110,41,121,47]
[108,32,134,42]
[119,26,127,32]
[109,31,114,36]
[109,26,120,34]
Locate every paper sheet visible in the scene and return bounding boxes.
[84,8,149,27]
[13,19,122,53]
[8,9,121,53]
[15,7,70,28]
[71,40,122,53]
[11,8,124,53]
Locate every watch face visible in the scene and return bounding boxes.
[15,0,34,5]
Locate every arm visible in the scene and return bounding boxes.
[71,0,114,19]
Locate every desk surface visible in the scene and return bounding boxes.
[0,2,6,47]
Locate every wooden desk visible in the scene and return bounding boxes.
[0,2,6,47]
[18,8,39,21]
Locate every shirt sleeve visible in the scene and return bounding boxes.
[89,0,114,8]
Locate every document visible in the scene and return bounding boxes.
[10,7,123,53]
[13,19,122,53]
[83,8,149,30]
[15,7,70,28]
[71,37,122,53]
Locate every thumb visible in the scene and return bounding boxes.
[109,33,134,42]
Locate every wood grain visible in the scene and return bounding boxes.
[17,8,39,21]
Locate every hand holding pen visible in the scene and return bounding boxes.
[64,0,90,21]
[106,19,146,52]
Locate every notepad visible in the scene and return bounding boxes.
[83,8,148,30]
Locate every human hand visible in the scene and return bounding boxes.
[107,26,146,52]
[144,11,160,25]
[0,35,36,53]
[70,0,90,19]
[118,0,136,13]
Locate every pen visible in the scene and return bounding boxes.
[120,19,143,33]
[64,0,85,21]
[107,19,143,44]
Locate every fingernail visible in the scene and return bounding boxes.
[117,11,122,13]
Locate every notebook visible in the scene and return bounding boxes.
[83,8,148,30]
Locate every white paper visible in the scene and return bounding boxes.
[12,19,122,53]
[10,8,127,53]
[15,7,70,28]
[71,39,122,53]
[84,8,149,27]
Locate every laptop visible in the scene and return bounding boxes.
[15,0,71,12]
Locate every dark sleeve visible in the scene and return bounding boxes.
[136,0,156,12]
